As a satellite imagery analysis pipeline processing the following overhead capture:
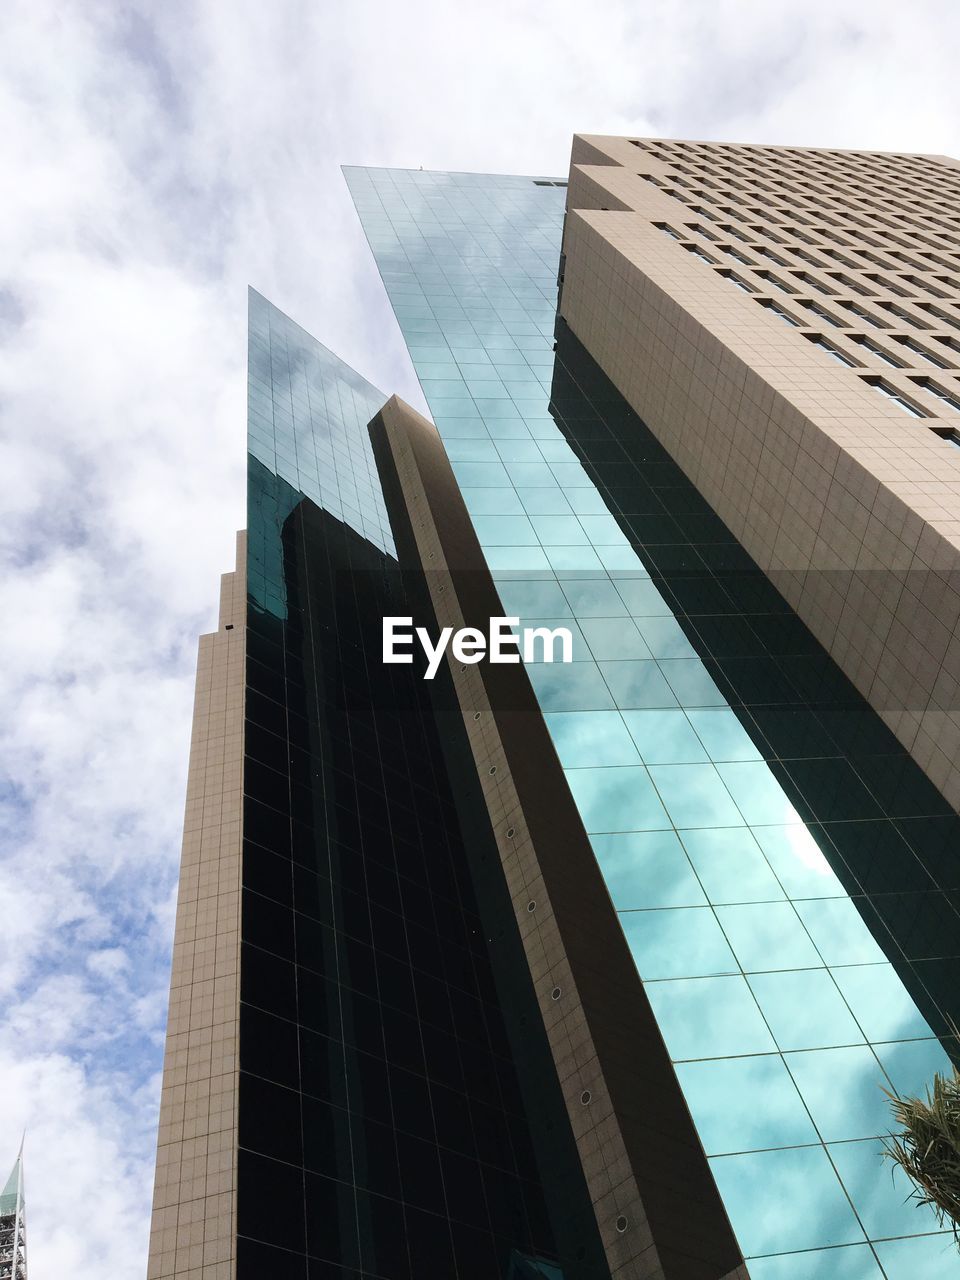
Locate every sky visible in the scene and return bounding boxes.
[2,1,960,1273]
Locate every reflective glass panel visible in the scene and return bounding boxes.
[591,831,707,909]
[708,1145,865,1254]
[675,1054,818,1154]
[749,971,865,1051]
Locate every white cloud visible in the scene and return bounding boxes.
[2,0,960,1273]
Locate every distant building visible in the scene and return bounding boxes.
[1,1145,27,1280]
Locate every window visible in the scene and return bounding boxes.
[880,301,934,329]
[919,303,960,332]
[684,243,719,266]
[821,248,861,270]
[859,249,903,271]
[718,223,751,244]
[801,300,843,328]
[841,301,890,329]
[893,335,948,368]
[911,378,960,413]
[890,250,928,271]
[756,270,799,295]
[794,271,837,295]
[753,225,789,245]
[829,273,870,297]
[862,377,928,417]
[759,299,800,327]
[920,250,960,271]
[850,335,904,368]
[686,222,720,242]
[898,275,950,298]
[791,247,829,269]
[716,269,755,294]
[655,223,683,241]
[754,245,790,267]
[806,335,855,366]
[723,246,756,267]
[865,273,912,298]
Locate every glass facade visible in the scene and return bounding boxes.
[345,168,960,1278]
[240,291,586,1277]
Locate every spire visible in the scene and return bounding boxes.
[0,1141,26,1280]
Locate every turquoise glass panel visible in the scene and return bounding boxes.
[645,975,777,1059]
[591,831,707,908]
[716,902,823,972]
[829,1138,943,1238]
[622,709,709,764]
[749,970,865,1051]
[545,711,640,767]
[679,827,787,904]
[599,661,679,709]
[648,763,745,828]
[785,1046,893,1141]
[621,906,738,979]
[832,965,937,1042]
[752,825,846,899]
[565,766,670,833]
[793,899,889,966]
[717,763,803,825]
[675,1054,818,1155]
[873,1038,954,1098]
[708,1145,865,1254]
[579,617,652,660]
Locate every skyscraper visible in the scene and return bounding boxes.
[148,140,960,1279]
[0,1145,27,1280]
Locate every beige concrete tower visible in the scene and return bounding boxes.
[146,532,246,1280]
[561,135,960,810]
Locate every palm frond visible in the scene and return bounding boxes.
[883,1061,960,1245]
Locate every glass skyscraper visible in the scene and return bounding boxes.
[147,139,960,1280]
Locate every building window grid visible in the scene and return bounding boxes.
[635,149,960,369]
